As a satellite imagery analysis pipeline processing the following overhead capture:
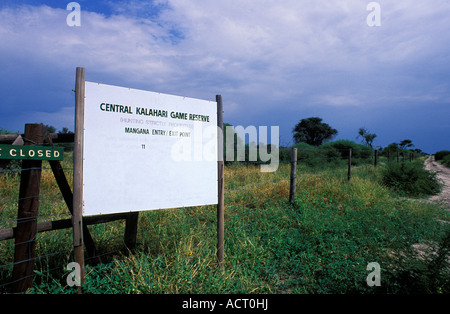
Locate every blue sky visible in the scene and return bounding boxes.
[0,1,449,153]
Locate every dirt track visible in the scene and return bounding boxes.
[410,156,450,261]
[424,156,450,209]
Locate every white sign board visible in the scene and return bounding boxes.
[82,82,218,216]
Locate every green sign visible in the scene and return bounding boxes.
[0,144,64,161]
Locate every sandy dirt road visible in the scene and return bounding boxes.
[409,156,450,261]
[424,156,450,209]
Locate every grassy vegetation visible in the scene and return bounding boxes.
[435,150,450,168]
[381,160,442,197]
[442,156,450,168]
[281,140,373,168]
[1,152,449,294]
[435,150,450,161]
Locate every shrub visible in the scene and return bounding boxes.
[441,155,450,168]
[291,142,323,167]
[435,150,450,161]
[320,140,372,159]
[290,140,373,168]
[381,161,442,197]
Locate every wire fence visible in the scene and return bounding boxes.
[0,146,413,293]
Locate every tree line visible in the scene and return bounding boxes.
[292,116,425,155]
[223,117,428,165]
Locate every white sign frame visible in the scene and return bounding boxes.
[81,81,218,216]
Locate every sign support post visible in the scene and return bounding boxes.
[73,67,86,292]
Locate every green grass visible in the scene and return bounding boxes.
[1,158,449,294]
[441,155,450,168]
[435,150,450,168]
[435,150,450,161]
[381,160,442,197]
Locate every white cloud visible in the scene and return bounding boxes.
[1,1,450,135]
[315,94,361,107]
[0,5,179,83]
[1,1,449,91]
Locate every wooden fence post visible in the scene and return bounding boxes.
[12,123,45,293]
[347,148,352,182]
[73,67,86,292]
[216,95,225,269]
[289,148,297,204]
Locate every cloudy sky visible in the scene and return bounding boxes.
[0,0,449,153]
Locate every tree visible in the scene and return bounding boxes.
[399,139,414,150]
[357,127,377,148]
[45,125,56,133]
[386,142,399,151]
[58,127,74,134]
[293,117,338,146]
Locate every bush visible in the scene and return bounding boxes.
[291,142,322,167]
[435,150,450,161]
[381,161,442,197]
[292,142,317,159]
[320,140,372,159]
[290,140,373,168]
[441,155,450,168]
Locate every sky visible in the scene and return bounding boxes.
[0,0,449,154]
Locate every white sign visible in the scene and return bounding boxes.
[82,82,218,216]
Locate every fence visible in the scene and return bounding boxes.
[0,127,417,293]
[0,125,141,293]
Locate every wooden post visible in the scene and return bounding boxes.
[124,212,139,250]
[216,95,225,269]
[11,124,45,293]
[289,148,297,204]
[45,135,99,263]
[347,148,352,182]
[73,67,86,292]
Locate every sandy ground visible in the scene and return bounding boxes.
[424,156,450,209]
